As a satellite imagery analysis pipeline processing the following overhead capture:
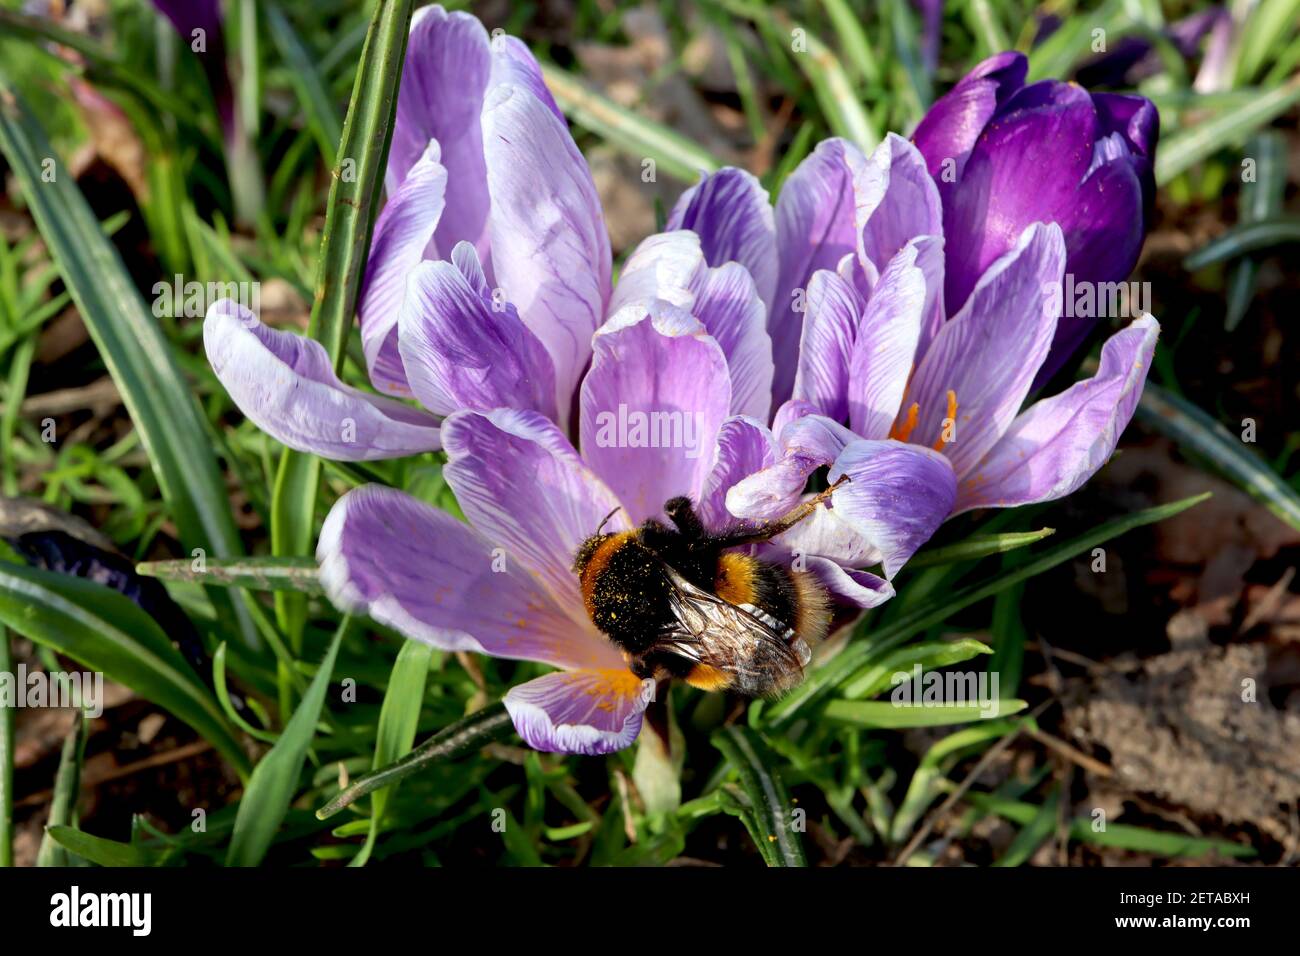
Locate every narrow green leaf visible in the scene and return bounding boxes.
[265,1,342,166]
[0,563,250,776]
[350,640,433,867]
[965,792,1254,859]
[226,618,347,867]
[992,788,1058,867]
[1156,75,1300,185]
[37,712,88,867]
[540,64,723,181]
[711,726,805,866]
[272,0,414,654]
[1225,131,1286,330]
[1137,384,1300,533]
[45,825,166,867]
[1184,216,1300,270]
[137,555,322,593]
[839,638,993,700]
[766,493,1211,726]
[316,702,514,820]
[904,528,1056,570]
[825,699,1027,728]
[0,80,256,649]
[1234,0,1300,84]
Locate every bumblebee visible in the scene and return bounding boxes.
[573,480,846,697]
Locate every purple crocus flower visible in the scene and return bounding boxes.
[204,8,889,755]
[725,133,1160,577]
[911,51,1158,383]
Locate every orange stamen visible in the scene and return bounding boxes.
[931,389,958,452]
[889,402,920,442]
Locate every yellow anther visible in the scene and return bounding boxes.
[889,401,920,443]
[931,390,958,452]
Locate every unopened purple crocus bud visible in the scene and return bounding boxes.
[912,51,1158,383]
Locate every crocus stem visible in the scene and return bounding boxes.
[315,702,513,820]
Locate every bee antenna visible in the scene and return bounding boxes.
[596,506,622,536]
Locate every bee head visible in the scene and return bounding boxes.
[573,532,611,575]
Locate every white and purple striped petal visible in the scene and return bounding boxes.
[505,669,655,755]
[482,81,612,429]
[955,315,1159,513]
[397,247,557,419]
[580,305,731,523]
[441,408,629,609]
[828,439,957,578]
[317,485,618,670]
[204,300,441,461]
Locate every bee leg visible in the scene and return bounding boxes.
[711,474,851,548]
[663,496,707,542]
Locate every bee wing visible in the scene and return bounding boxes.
[654,566,809,694]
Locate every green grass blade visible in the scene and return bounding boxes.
[711,726,806,866]
[765,492,1211,726]
[966,792,1254,859]
[226,617,347,866]
[825,699,1027,728]
[540,64,723,181]
[1137,384,1300,532]
[46,825,166,867]
[992,788,1058,867]
[316,703,515,820]
[350,639,433,866]
[36,712,88,867]
[904,528,1056,570]
[1155,75,1300,185]
[1225,131,1287,330]
[0,80,256,649]
[137,555,322,593]
[0,562,250,776]
[271,0,414,653]
[265,1,342,166]
[839,638,993,700]
[1184,216,1300,270]
[1234,0,1300,84]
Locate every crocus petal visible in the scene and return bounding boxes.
[482,82,612,428]
[771,138,865,403]
[828,440,957,578]
[487,33,563,123]
[389,6,492,260]
[907,222,1066,480]
[792,269,860,423]
[855,134,944,286]
[504,668,654,755]
[911,51,1027,200]
[726,414,856,521]
[608,232,773,419]
[204,300,441,461]
[441,408,628,610]
[667,167,778,313]
[359,141,447,396]
[690,262,774,421]
[580,306,730,523]
[847,239,936,440]
[955,315,1159,513]
[805,557,894,609]
[318,485,619,670]
[942,81,1098,312]
[398,250,557,419]
[697,416,778,530]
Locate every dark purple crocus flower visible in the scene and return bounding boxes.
[911,51,1158,383]
[205,7,888,755]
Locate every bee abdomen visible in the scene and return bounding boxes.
[715,552,830,646]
